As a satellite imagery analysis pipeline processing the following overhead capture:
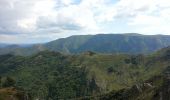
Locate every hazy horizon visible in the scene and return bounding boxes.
[1,33,170,45]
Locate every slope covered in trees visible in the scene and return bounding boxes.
[1,34,170,56]
[0,46,170,99]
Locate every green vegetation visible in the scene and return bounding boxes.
[0,46,170,99]
[0,76,30,100]
[1,34,170,56]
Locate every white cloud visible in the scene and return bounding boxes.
[0,0,56,34]
[129,15,161,26]
[107,0,170,34]
[0,0,170,43]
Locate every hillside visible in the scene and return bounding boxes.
[0,44,47,56]
[46,34,170,54]
[0,46,170,99]
[94,65,170,100]
[1,34,170,55]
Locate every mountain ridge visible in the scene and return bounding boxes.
[1,33,170,55]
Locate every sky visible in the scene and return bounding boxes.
[0,0,170,44]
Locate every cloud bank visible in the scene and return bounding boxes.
[0,0,170,43]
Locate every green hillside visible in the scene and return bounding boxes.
[0,46,170,99]
[1,34,170,56]
[46,34,170,54]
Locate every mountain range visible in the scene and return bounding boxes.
[1,33,170,99]
[1,33,170,55]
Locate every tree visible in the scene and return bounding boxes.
[2,77,16,87]
[0,76,1,88]
[107,67,114,74]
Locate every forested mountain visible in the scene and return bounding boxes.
[1,34,170,55]
[0,46,170,99]
[45,34,170,54]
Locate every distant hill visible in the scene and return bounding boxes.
[1,33,170,55]
[0,44,47,56]
[0,43,10,48]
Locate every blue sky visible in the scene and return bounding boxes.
[0,0,170,43]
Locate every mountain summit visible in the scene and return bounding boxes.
[1,34,170,55]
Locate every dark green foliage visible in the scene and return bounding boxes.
[107,67,114,74]
[0,46,170,99]
[0,51,94,99]
[0,76,1,87]
[124,58,131,64]
[0,54,24,74]
[88,76,100,95]
[46,67,88,99]
[131,56,138,65]
[124,55,144,65]
[2,77,16,87]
